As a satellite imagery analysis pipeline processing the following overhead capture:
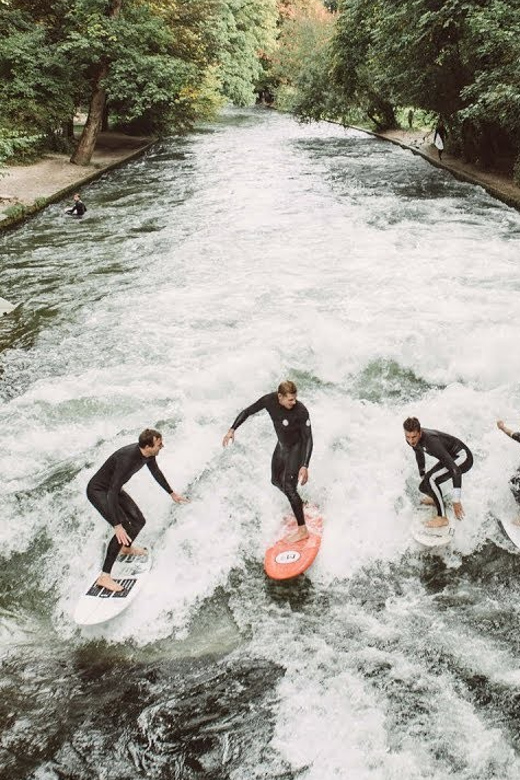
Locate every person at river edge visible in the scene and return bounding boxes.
[223,381,313,542]
[65,193,87,217]
[433,120,446,161]
[404,417,473,528]
[87,428,188,592]
[496,419,520,525]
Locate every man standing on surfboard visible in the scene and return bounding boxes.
[223,380,313,543]
[404,417,473,528]
[87,428,188,592]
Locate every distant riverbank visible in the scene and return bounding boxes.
[1,120,519,235]
[362,126,520,211]
[0,131,154,230]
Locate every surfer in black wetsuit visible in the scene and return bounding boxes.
[404,417,473,527]
[87,428,188,592]
[496,419,520,525]
[65,193,87,217]
[223,380,313,542]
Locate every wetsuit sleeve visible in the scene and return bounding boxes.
[426,440,463,488]
[512,433,520,443]
[146,457,173,494]
[300,410,313,468]
[231,395,269,430]
[414,448,426,476]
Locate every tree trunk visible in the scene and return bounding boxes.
[69,0,122,166]
[102,102,109,132]
[70,64,108,166]
[63,118,75,140]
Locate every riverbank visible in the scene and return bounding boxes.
[361,125,520,211]
[1,122,519,234]
[0,131,155,230]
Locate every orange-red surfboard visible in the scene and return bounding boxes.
[264,504,323,580]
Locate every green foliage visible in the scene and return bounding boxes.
[459,1,520,131]
[4,203,26,219]
[0,7,75,135]
[215,0,278,106]
[0,0,278,152]
[272,0,520,169]
[272,0,336,118]
[0,128,42,165]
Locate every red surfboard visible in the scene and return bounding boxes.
[264,504,323,580]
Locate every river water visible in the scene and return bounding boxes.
[2,107,520,779]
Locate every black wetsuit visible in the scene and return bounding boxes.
[508,433,520,504]
[67,200,87,217]
[87,443,172,574]
[409,428,473,517]
[231,393,313,525]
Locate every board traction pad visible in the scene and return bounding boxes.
[85,551,149,599]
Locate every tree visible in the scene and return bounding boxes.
[271,0,337,119]
[0,4,75,140]
[329,0,397,130]
[214,0,278,106]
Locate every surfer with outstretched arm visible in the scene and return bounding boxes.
[87,428,188,592]
[496,420,520,525]
[403,417,473,527]
[223,380,313,543]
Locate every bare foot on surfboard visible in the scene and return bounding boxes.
[425,515,449,528]
[286,525,309,543]
[96,573,124,592]
[120,545,147,556]
[420,496,435,506]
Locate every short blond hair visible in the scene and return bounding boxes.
[278,380,297,396]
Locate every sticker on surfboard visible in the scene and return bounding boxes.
[264,504,323,580]
[74,548,152,626]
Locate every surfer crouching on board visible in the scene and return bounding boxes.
[87,428,188,592]
[223,380,313,543]
[404,417,473,527]
[496,420,520,525]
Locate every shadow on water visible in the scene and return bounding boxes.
[264,574,315,612]
[0,638,286,780]
[0,532,55,614]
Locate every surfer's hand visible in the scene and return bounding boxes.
[497,420,505,431]
[298,467,309,486]
[222,429,234,447]
[114,524,131,546]
[171,491,189,504]
[453,502,464,520]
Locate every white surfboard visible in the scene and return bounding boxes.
[0,297,17,316]
[74,548,152,626]
[498,517,520,550]
[411,519,454,547]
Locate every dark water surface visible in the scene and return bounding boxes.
[1,108,520,779]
